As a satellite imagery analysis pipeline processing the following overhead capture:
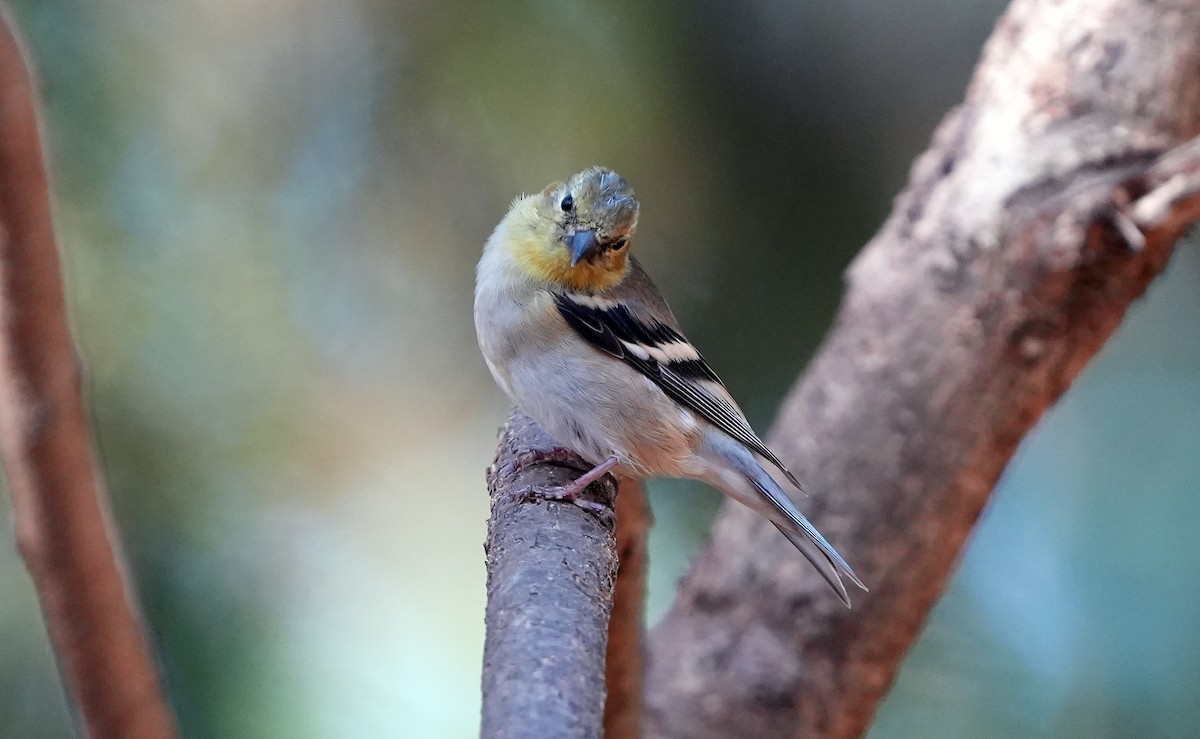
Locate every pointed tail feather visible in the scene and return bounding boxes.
[746,468,867,606]
[697,429,866,606]
[771,521,852,607]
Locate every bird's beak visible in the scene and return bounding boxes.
[569,229,600,267]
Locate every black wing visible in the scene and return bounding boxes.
[553,292,802,489]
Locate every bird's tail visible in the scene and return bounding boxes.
[748,465,867,607]
[698,431,867,606]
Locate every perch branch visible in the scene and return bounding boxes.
[0,9,177,739]
[644,0,1200,737]
[481,409,619,739]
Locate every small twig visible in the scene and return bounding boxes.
[481,409,619,739]
[0,9,176,739]
[1128,135,1200,239]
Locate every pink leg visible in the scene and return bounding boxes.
[557,456,620,499]
[503,455,621,522]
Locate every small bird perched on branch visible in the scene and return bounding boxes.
[474,166,865,606]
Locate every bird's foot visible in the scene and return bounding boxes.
[508,480,601,509]
[503,479,615,528]
[497,454,620,528]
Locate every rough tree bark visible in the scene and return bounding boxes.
[481,409,620,739]
[0,9,177,739]
[644,1,1200,737]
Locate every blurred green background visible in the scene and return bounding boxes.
[2,1,1198,737]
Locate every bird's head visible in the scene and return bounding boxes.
[502,166,640,292]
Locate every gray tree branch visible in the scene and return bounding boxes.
[0,8,177,738]
[644,0,1200,736]
[481,409,621,739]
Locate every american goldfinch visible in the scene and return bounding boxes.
[474,166,865,606]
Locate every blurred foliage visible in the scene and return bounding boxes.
[1,1,1197,737]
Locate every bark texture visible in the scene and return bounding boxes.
[0,10,177,739]
[482,409,620,739]
[644,1,1200,737]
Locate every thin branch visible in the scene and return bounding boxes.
[0,9,177,739]
[603,479,650,739]
[644,0,1200,736]
[1126,137,1200,241]
[481,409,619,739]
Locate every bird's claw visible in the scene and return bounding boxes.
[502,483,615,528]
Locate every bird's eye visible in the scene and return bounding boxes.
[560,194,574,212]
[611,238,629,251]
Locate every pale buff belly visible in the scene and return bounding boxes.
[508,342,703,479]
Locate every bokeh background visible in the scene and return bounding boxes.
[2,1,1198,737]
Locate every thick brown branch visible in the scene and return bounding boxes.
[481,409,619,739]
[645,0,1200,737]
[0,10,176,739]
